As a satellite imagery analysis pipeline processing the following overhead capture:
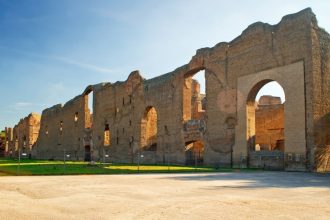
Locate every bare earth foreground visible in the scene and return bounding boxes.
[0,172,329,220]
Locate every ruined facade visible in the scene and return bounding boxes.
[4,127,13,156]
[4,8,330,172]
[6,113,41,157]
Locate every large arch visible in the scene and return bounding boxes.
[246,80,285,151]
[182,65,207,166]
[234,61,306,170]
[245,80,286,169]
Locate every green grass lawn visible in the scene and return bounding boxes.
[0,158,230,176]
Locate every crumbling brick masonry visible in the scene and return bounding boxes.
[5,8,330,172]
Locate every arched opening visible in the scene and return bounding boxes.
[247,80,285,168]
[185,140,204,166]
[234,62,306,170]
[84,88,93,129]
[183,69,206,121]
[248,81,285,151]
[141,106,158,151]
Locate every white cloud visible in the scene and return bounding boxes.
[15,102,33,107]
[0,45,113,73]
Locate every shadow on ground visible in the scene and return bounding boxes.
[162,172,330,189]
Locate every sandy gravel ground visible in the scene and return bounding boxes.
[0,172,329,220]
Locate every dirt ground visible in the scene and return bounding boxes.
[0,172,329,220]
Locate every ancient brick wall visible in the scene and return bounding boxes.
[33,95,87,160]
[8,113,41,156]
[16,8,329,171]
[311,17,330,171]
[91,70,187,164]
[4,127,13,154]
[197,8,316,169]
[255,96,284,151]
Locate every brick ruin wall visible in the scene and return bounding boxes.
[255,96,284,152]
[312,16,330,172]
[5,113,41,157]
[4,8,330,171]
[201,8,317,170]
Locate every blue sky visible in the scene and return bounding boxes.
[0,0,329,129]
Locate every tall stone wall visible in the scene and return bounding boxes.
[198,8,315,169]
[311,17,330,172]
[7,113,41,156]
[7,8,329,172]
[91,70,187,164]
[4,127,13,154]
[33,95,87,160]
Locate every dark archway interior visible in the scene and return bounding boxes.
[84,145,91,161]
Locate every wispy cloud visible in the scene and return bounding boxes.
[0,46,113,73]
[53,56,113,73]
[15,102,33,108]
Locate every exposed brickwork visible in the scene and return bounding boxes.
[4,8,330,172]
[255,96,284,151]
[6,113,40,157]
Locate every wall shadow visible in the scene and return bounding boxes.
[162,172,330,189]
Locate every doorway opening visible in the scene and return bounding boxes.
[84,145,91,162]
[185,140,204,166]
